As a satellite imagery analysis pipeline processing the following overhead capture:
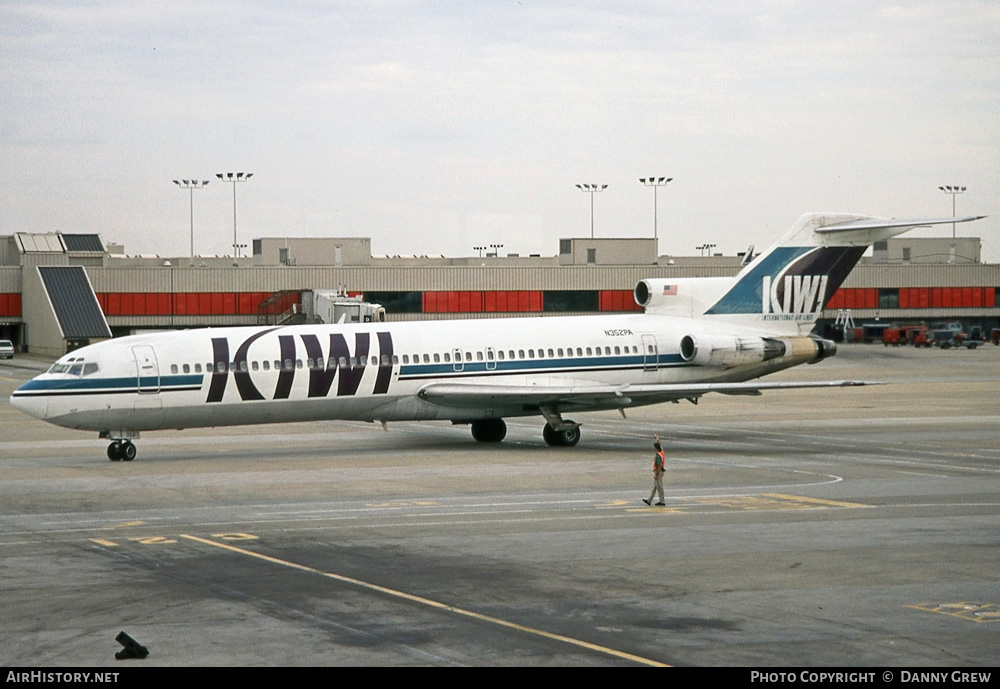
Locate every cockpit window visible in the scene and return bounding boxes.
[49,359,98,376]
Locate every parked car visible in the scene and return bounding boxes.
[0,340,13,359]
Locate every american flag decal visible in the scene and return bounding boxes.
[662,285,678,296]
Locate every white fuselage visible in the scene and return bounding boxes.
[10,312,815,436]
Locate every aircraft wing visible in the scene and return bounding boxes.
[416,379,880,410]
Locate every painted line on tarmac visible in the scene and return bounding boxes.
[180,533,670,667]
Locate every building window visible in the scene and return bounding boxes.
[878,289,899,309]
[587,248,596,264]
[543,291,599,312]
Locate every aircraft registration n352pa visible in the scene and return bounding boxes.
[10,213,984,461]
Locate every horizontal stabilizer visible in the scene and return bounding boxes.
[815,216,986,233]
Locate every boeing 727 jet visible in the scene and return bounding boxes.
[10,213,983,460]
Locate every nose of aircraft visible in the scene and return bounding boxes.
[10,383,47,420]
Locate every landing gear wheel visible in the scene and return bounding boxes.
[559,425,581,447]
[543,422,580,447]
[471,419,507,442]
[121,440,136,461]
[107,441,122,461]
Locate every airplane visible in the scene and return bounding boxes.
[10,212,984,461]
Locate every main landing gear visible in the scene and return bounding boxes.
[468,417,581,447]
[542,421,580,447]
[107,440,137,462]
[470,418,507,442]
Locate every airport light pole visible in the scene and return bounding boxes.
[217,172,253,261]
[696,243,716,257]
[173,179,209,262]
[575,183,607,239]
[938,185,966,238]
[489,243,504,257]
[473,245,487,258]
[639,177,672,243]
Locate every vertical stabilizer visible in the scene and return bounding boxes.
[690,213,982,334]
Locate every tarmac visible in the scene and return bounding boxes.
[1,344,998,666]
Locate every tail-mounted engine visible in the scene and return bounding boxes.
[679,334,837,367]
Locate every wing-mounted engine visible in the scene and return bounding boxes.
[679,334,837,367]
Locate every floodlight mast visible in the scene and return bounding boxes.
[217,172,254,261]
[938,185,966,239]
[575,183,607,239]
[639,177,673,246]
[172,179,210,262]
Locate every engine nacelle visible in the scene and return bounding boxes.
[679,333,787,367]
[811,338,837,363]
[634,277,733,317]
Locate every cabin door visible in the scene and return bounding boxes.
[132,345,160,394]
[641,334,658,372]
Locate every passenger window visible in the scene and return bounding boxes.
[528,349,534,358]
[306,358,315,369]
[217,362,226,373]
[497,350,505,360]
[170,364,178,374]
[183,363,190,374]
[195,363,202,373]
[402,354,409,364]
[433,353,440,363]
[444,352,451,362]
[262,361,270,371]
[476,351,483,361]
[547,349,554,358]
[339,357,347,368]
[283,359,292,370]
[382,355,389,365]
[295,360,303,369]
[614,346,620,355]
[423,354,430,363]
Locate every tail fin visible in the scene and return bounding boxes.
[638,213,985,334]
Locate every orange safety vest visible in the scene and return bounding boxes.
[653,450,665,471]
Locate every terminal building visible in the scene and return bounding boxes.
[1,231,997,357]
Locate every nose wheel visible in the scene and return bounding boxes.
[107,440,137,461]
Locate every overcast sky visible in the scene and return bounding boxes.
[3,1,998,261]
